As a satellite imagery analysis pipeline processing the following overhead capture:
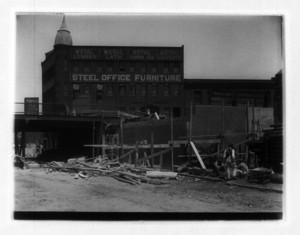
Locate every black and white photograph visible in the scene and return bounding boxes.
[12,12,284,220]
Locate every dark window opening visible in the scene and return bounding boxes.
[141,64,146,73]
[106,85,113,96]
[163,85,170,96]
[119,84,126,96]
[173,84,180,96]
[72,84,80,98]
[151,84,158,96]
[96,84,103,103]
[130,85,136,96]
[129,66,135,73]
[141,85,147,96]
[84,66,90,72]
[163,63,169,73]
[173,63,179,73]
[173,107,181,117]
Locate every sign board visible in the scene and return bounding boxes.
[70,73,182,83]
[24,97,39,115]
[70,47,183,61]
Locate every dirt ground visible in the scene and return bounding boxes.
[14,167,282,212]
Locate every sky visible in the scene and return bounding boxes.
[16,13,283,103]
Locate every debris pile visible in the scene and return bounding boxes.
[43,156,178,186]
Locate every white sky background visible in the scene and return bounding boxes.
[16,14,282,102]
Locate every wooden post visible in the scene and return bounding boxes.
[120,117,124,157]
[189,101,193,161]
[189,100,193,141]
[21,131,26,158]
[102,134,105,158]
[171,109,174,171]
[135,142,139,166]
[92,121,95,159]
[160,151,163,169]
[150,132,154,167]
[245,145,249,166]
[246,102,249,135]
[14,131,18,155]
[222,100,225,149]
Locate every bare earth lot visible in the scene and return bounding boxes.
[14,168,282,213]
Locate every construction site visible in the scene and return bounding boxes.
[14,15,283,218]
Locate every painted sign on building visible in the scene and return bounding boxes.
[70,47,183,61]
[24,97,39,115]
[70,73,182,83]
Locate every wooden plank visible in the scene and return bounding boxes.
[136,148,171,164]
[190,141,206,169]
[119,149,135,161]
[169,139,221,145]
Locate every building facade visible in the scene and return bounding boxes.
[42,16,275,118]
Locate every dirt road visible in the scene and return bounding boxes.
[14,168,282,212]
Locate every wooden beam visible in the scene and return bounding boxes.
[119,149,135,161]
[169,139,221,145]
[190,141,206,169]
[136,148,171,164]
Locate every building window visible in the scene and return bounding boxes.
[106,84,113,96]
[83,85,90,95]
[163,84,170,96]
[173,107,181,117]
[151,84,158,96]
[130,85,136,96]
[163,63,169,73]
[84,66,90,72]
[73,84,80,98]
[129,66,135,73]
[173,84,180,96]
[97,64,103,72]
[141,85,147,96]
[107,63,113,72]
[96,84,103,103]
[141,65,146,73]
[173,63,179,73]
[119,62,126,72]
[151,63,157,73]
[119,84,126,96]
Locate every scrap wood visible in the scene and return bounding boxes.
[45,165,112,174]
[145,171,178,179]
[111,175,139,185]
[190,141,206,169]
[178,173,223,182]
[136,147,171,164]
[52,161,63,167]
[76,160,97,169]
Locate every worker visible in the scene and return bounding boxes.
[212,154,226,177]
[223,144,237,180]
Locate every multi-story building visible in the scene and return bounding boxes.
[42,16,184,117]
[42,16,275,119]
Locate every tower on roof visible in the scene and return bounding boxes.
[54,15,73,46]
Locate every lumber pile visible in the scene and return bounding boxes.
[43,156,177,186]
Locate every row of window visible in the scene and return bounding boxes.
[71,84,181,101]
[71,62,181,74]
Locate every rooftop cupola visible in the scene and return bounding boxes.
[54,15,73,46]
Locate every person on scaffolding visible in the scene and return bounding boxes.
[223,144,237,180]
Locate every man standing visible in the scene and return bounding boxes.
[223,144,237,180]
